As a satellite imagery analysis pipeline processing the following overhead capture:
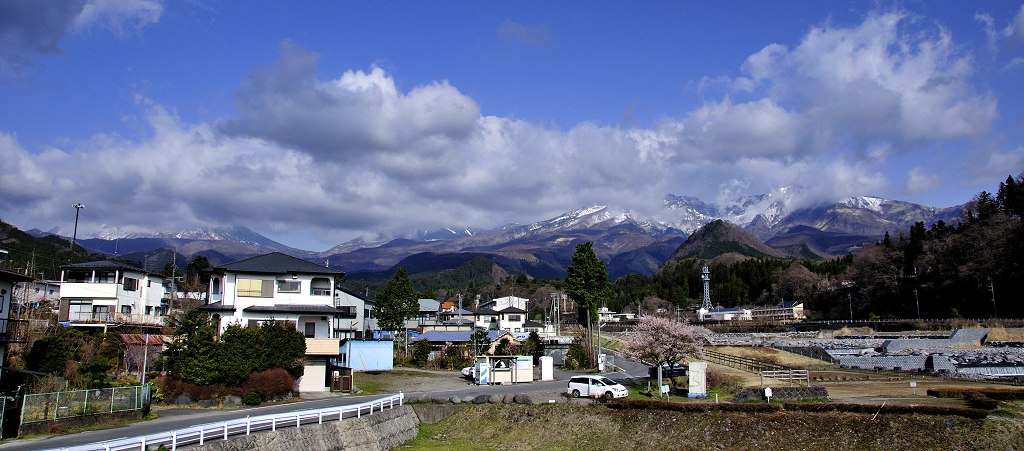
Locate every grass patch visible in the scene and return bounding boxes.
[400,403,1024,450]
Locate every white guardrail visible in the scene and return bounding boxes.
[46,393,404,451]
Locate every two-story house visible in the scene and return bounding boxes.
[198,252,350,393]
[58,261,167,329]
[0,269,32,382]
[474,306,527,333]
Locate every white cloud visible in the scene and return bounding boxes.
[906,167,941,194]
[74,0,163,35]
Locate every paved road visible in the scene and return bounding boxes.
[0,359,655,450]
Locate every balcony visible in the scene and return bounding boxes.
[65,312,166,327]
[60,282,119,299]
[0,319,29,343]
[334,306,358,319]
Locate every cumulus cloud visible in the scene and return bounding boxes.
[906,167,941,194]
[0,0,162,74]
[0,11,1006,248]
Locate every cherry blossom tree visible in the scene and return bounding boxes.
[624,316,706,386]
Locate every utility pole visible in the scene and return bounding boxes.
[914,288,920,319]
[70,203,84,254]
[848,293,853,321]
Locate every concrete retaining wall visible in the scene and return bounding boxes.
[194,405,418,451]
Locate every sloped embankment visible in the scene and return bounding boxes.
[409,403,1023,450]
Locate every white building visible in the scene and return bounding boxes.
[198,252,350,393]
[58,261,167,328]
[698,307,753,322]
[475,306,527,333]
[480,295,529,311]
[751,301,806,322]
[0,269,33,382]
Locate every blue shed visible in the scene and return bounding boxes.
[340,339,394,371]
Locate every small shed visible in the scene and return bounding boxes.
[474,355,532,385]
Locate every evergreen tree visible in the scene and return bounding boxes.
[565,242,611,327]
[373,267,419,331]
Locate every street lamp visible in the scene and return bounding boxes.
[70,203,85,253]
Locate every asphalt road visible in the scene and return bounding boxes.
[1,355,653,450]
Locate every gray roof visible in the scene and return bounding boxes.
[440,308,473,316]
[242,304,346,314]
[213,252,343,276]
[498,307,527,314]
[837,355,928,371]
[197,301,236,312]
[524,320,544,328]
[418,299,440,313]
[62,260,150,273]
[416,330,512,343]
[0,268,34,282]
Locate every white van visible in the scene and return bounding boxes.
[566,375,629,399]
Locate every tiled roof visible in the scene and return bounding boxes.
[197,302,236,312]
[418,299,440,312]
[417,330,512,343]
[476,307,499,315]
[62,260,149,273]
[498,307,527,314]
[0,268,34,282]
[242,304,346,314]
[524,320,544,328]
[213,252,343,276]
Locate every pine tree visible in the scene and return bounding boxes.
[373,267,419,331]
[565,242,611,327]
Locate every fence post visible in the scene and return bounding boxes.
[318,411,323,424]
[199,426,204,445]
[140,436,145,450]
[54,391,60,420]
[172,431,177,450]
[224,421,229,440]
[111,387,117,413]
[83,390,88,416]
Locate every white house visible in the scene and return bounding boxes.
[480,295,528,311]
[335,287,375,339]
[751,301,806,322]
[0,268,32,382]
[475,306,527,333]
[698,306,753,322]
[198,252,349,393]
[58,261,167,329]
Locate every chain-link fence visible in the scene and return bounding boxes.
[20,385,149,424]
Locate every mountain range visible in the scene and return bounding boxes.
[44,189,963,280]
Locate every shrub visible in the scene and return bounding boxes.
[241,367,294,400]
[412,339,432,368]
[705,368,744,393]
[927,387,1024,401]
[242,392,263,406]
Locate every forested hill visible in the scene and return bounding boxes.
[670,220,789,260]
[0,220,108,279]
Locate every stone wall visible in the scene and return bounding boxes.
[194,405,418,451]
[732,386,830,402]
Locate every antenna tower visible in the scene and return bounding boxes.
[700,265,712,311]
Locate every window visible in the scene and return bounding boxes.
[237,278,273,297]
[145,306,152,315]
[507,315,521,322]
[121,305,132,314]
[277,280,301,293]
[95,271,116,283]
[123,277,139,291]
[304,322,316,338]
[211,277,220,295]
[310,277,331,296]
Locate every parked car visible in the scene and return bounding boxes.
[648,363,688,379]
[461,366,475,379]
[566,375,629,399]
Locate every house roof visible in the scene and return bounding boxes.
[242,304,346,314]
[443,318,475,325]
[440,308,473,316]
[62,260,151,274]
[212,252,344,276]
[418,299,440,313]
[197,301,236,312]
[524,320,544,328]
[0,268,34,282]
[498,307,527,314]
[781,300,802,308]
[336,286,369,301]
[707,307,747,314]
[416,330,513,343]
[475,307,498,315]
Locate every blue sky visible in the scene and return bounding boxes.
[1,1,1022,250]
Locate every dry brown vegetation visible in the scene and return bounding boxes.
[406,403,1024,450]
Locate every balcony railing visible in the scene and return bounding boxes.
[66,312,166,327]
[0,318,29,343]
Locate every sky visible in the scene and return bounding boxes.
[1,0,1023,251]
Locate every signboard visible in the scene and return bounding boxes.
[687,361,707,398]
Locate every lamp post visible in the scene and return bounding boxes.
[70,203,84,254]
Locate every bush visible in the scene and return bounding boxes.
[412,339,432,368]
[606,398,990,419]
[927,387,1024,401]
[240,368,294,401]
[242,392,263,406]
[159,367,294,405]
[705,368,744,393]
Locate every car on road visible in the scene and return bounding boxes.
[461,365,475,379]
[648,363,688,379]
[566,375,629,399]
